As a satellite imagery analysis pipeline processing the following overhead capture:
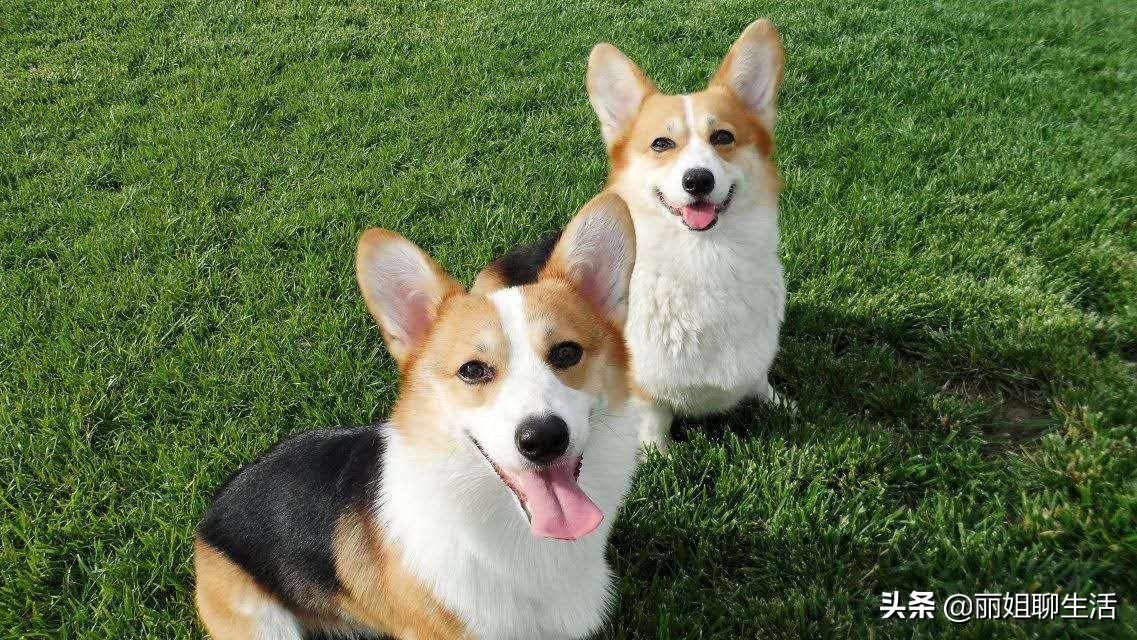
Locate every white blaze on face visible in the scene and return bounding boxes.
[656,96,736,209]
[463,287,603,540]
[473,287,594,468]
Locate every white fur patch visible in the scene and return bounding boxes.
[377,287,642,640]
[254,600,304,640]
[682,95,698,134]
[657,96,737,210]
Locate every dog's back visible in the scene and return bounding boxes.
[472,231,560,293]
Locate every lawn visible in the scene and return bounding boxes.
[2,0,1136,637]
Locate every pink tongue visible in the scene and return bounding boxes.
[680,202,717,230]
[513,461,603,541]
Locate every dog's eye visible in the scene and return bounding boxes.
[709,129,735,145]
[547,341,583,369]
[650,137,676,152]
[457,360,494,384]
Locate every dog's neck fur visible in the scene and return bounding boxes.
[375,403,639,640]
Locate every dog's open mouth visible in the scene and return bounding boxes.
[655,184,735,231]
[468,436,599,541]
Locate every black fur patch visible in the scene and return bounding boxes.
[485,231,561,287]
[197,424,386,617]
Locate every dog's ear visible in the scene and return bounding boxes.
[541,192,636,327]
[356,229,463,367]
[710,19,784,131]
[587,43,656,148]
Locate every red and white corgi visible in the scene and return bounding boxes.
[194,193,640,640]
[590,20,790,449]
[483,21,790,450]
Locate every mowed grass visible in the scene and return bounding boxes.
[2,0,1136,637]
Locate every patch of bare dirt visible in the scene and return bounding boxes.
[939,379,1056,457]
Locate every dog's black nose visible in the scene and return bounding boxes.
[682,168,715,197]
[515,415,570,464]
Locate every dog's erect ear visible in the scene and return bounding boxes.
[542,192,636,327]
[356,229,463,366]
[587,43,656,148]
[710,19,784,131]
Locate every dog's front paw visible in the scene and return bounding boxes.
[756,380,797,412]
[768,388,797,412]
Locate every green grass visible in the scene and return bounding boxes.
[2,0,1136,637]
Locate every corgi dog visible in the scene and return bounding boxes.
[194,193,641,640]
[479,20,789,450]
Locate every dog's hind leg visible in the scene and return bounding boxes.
[194,538,306,640]
[253,603,306,640]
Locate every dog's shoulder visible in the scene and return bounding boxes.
[472,231,561,293]
[196,424,386,614]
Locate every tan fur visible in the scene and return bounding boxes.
[391,293,508,451]
[594,20,783,201]
[470,268,507,295]
[332,512,469,640]
[523,280,630,408]
[194,522,469,640]
[194,539,277,640]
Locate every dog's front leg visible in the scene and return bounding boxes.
[632,395,673,453]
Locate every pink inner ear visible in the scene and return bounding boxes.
[574,253,619,314]
[393,284,432,344]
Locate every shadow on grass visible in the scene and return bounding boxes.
[771,301,1067,445]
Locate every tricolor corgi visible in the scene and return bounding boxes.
[194,193,640,640]
[480,20,789,450]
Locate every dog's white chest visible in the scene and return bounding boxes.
[379,419,638,640]
[625,211,785,415]
[423,545,611,640]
